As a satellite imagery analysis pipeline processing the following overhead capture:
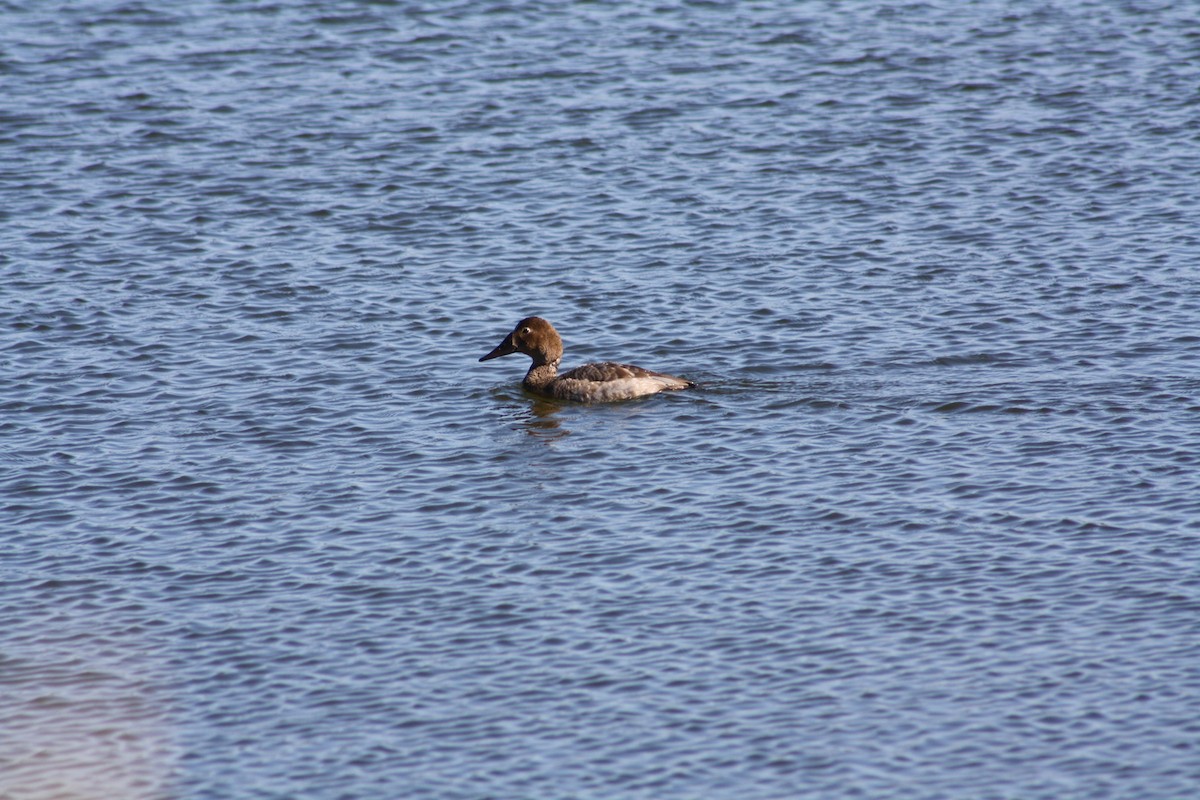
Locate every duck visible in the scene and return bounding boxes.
[479,316,694,403]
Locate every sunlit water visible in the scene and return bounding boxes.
[3,1,1199,798]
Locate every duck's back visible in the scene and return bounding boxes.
[551,361,693,402]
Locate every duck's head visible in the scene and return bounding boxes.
[479,316,563,365]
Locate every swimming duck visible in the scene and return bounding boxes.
[479,316,694,402]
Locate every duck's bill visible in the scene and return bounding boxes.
[479,336,517,362]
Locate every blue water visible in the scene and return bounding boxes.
[3,1,1199,798]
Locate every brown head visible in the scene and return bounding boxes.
[479,316,564,366]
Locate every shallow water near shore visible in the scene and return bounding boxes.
[3,1,1200,798]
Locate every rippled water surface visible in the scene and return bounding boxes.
[4,1,1200,798]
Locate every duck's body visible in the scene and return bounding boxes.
[479,316,693,403]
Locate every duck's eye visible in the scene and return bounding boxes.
[520,327,531,335]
